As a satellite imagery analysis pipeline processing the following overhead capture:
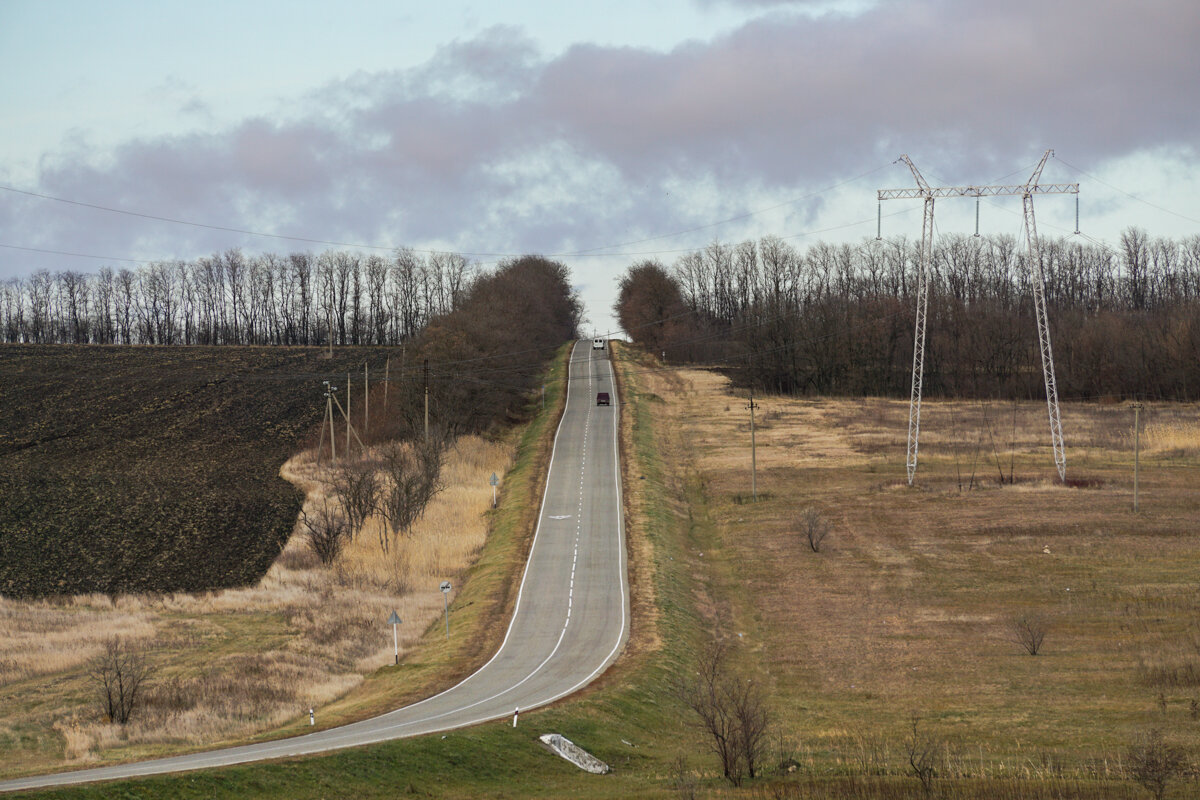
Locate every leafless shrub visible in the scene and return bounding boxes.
[1138,659,1200,689]
[1126,728,1187,800]
[1009,614,1048,656]
[299,499,350,565]
[377,437,445,553]
[677,640,771,787]
[89,637,153,725]
[670,755,699,800]
[329,459,380,541]
[905,715,941,797]
[800,508,830,553]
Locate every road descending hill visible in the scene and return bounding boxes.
[0,340,628,793]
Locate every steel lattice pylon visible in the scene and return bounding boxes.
[880,151,1077,485]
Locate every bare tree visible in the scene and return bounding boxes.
[90,637,153,725]
[1126,729,1187,800]
[679,641,743,786]
[376,438,445,552]
[730,675,770,779]
[905,715,941,797]
[330,459,381,542]
[800,507,831,553]
[299,499,350,565]
[677,640,771,787]
[1009,614,1048,656]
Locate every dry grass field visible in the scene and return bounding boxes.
[641,361,1200,784]
[0,435,512,777]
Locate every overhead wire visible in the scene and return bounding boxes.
[0,163,894,266]
[1053,155,1200,226]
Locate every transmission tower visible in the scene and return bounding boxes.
[878,150,1078,485]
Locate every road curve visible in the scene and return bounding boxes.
[1,341,628,793]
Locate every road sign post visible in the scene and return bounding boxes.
[387,610,402,665]
[440,580,452,638]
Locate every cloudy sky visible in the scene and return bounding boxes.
[2,0,1198,333]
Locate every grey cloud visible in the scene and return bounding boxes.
[536,0,1200,185]
[4,0,1199,281]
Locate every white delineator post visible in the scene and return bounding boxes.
[387,610,402,665]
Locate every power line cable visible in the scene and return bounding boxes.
[0,242,157,265]
[0,163,893,264]
[1053,155,1200,226]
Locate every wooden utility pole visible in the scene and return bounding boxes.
[1132,402,1144,512]
[330,389,337,463]
[316,382,331,466]
[364,362,369,443]
[346,373,352,456]
[423,358,430,443]
[748,389,758,502]
[384,356,390,412]
[330,392,368,452]
[317,383,337,465]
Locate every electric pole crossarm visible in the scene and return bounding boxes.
[879,183,1078,200]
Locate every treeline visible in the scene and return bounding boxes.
[616,228,1200,400]
[0,247,474,345]
[0,255,582,598]
[387,255,585,436]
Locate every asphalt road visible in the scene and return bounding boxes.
[1,340,628,793]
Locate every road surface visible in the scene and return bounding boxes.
[1,340,627,793]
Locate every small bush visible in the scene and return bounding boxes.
[89,637,153,725]
[299,500,350,565]
[1137,659,1200,689]
[800,508,831,553]
[1009,614,1048,656]
[905,715,941,797]
[1126,728,1187,800]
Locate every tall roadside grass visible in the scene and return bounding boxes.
[0,435,512,776]
[1142,420,1200,456]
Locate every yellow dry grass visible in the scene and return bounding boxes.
[1142,419,1200,456]
[650,365,1200,775]
[0,435,512,775]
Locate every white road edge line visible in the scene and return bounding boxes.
[0,341,630,790]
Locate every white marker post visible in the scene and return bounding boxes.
[489,472,499,508]
[387,610,402,665]
[309,707,314,726]
[440,580,452,638]
[513,707,519,728]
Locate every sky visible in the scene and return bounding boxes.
[2,0,1199,335]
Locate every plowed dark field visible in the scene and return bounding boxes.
[0,345,392,597]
